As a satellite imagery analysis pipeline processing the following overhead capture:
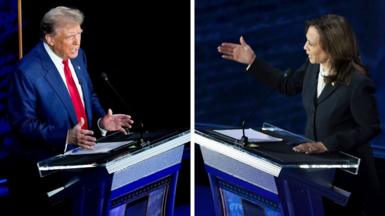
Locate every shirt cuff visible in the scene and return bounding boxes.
[98,118,107,137]
[246,64,252,71]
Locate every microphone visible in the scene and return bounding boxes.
[101,72,145,135]
[139,122,150,147]
[239,120,249,146]
[101,72,131,112]
[237,102,258,147]
[236,68,292,148]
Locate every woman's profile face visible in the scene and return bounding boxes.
[303,26,330,67]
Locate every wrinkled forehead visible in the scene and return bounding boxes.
[53,20,82,34]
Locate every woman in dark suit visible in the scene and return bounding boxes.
[218,14,383,216]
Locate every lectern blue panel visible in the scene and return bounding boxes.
[206,165,282,216]
[195,127,358,216]
[108,174,174,216]
[37,129,190,216]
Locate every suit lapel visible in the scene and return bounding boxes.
[39,44,78,125]
[311,67,319,102]
[317,82,339,104]
[317,83,339,104]
[309,64,340,105]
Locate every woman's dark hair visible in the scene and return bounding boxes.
[306,14,367,84]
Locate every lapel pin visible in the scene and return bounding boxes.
[77,65,81,70]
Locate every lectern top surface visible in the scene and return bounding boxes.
[196,128,359,168]
[37,129,189,175]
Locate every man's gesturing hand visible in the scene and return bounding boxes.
[68,118,96,149]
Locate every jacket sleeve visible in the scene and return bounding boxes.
[323,78,381,152]
[247,58,309,96]
[8,69,67,152]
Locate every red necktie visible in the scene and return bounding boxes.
[62,59,88,129]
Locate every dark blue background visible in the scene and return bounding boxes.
[196,0,385,158]
[0,0,17,159]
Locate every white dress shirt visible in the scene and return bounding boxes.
[317,64,329,97]
[43,43,106,152]
[43,42,85,105]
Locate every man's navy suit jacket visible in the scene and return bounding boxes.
[8,42,105,162]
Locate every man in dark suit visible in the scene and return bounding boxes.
[218,14,383,216]
[7,6,133,214]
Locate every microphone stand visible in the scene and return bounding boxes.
[101,72,131,112]
[101,73,147,144]
[235,70,288,148]
[238,120,249,147]
[139,122,150,147]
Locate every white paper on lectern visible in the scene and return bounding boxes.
[214,128,282,142]
[64,140,134,155]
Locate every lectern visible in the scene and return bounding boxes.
[195,124,359,216]
[37,129,190,216]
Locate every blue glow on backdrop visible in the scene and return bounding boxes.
[0,0,17,157]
